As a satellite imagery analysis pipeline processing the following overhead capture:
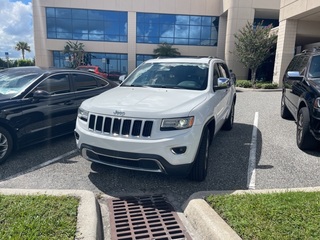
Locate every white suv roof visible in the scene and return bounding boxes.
[144,57,221,64]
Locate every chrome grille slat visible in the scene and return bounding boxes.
[88,114,153,138]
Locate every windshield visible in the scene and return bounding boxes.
[121,62,208,90]
[0,70,41,96]
[309,55,320,78]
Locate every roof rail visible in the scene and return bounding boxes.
[301,49,310,54]
[313,46,320,52]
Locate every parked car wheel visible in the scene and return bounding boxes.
[222,101,235,130]
[188,128,210,181]
[0,127,13,164]
[281,94,292,119]
[296,107,319,150]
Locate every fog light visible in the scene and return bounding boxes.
[74,131,79,140]
[171,146,187,155]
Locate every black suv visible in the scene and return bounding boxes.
[281,48,320,150]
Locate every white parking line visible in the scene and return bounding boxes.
[247,112,259,190]
[0,149,78,182]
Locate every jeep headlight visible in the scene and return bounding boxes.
[78,107,89,122]
[161,116,194,130]
[314,98,320,109]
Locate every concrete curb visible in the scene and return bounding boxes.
[0,188,102,240]
[182,187,320,240]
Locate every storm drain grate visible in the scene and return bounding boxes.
[107,195,192,240]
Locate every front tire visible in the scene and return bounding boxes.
[0,127,13,164]
[222,102,235,130]
[296,107,319,150]
[188,128,210,181]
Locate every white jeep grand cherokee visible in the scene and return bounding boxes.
[75,57,236,181]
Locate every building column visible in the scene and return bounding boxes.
[224,5,254,80]
[127,12,137,73]
[273,19,297,87]
[216,15,227,59]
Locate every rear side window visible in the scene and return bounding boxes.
[36,74,70,95]
[72,74,99,91]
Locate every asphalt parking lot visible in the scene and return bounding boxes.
[1,89,320,237]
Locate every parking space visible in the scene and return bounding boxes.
[1,90,320,212]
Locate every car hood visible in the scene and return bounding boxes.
[81,87,207,118]
[310,79,320,91]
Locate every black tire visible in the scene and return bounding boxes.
[281,94,292,119]
[222,102,235,130]
[188,128,210,181]
[0,127,13,164]
[296,107,319,150]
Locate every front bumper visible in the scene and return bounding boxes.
[79,144,192,176]
[75,118,202,176]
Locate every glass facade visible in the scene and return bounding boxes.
[46,8,128,42]
[53,51,128,74]
[136,54,155,67]
[137,13,219,46]
[48,9,219,70]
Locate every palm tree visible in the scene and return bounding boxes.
[153,43,181,58]
[15,42,31,60]
[63,41,86,68]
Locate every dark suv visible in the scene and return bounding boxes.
[281,48,320,150]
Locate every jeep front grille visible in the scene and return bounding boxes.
[88,114,153,138]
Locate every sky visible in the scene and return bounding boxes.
[0,0,33,60]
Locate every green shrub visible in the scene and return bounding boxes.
[236,80,252,88]
[16,59,34,67]
[236,80,278,89]
[261,83,278,89]
[256,82,278,89]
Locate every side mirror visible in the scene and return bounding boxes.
[286,71,303,80]
[33,90,51,99]
[119,75,126,82]
[214,77,230,90]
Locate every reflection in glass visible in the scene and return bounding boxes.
[137,13,219,46]
[52,51,128,75]
[46,7,127,42]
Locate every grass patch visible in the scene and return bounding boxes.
[0,194,79,240]
[206,191,320,240]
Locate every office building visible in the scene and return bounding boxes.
[32,0,320,85]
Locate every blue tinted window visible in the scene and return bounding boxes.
[52,51,128,74]
[46,8,55,17]
[56,8,71,18]
[137,13,219,46]
[46,7,127,42]
[136,54,155,67]
[72,9,87,19]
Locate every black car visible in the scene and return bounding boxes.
[0,66,118,163]
[281,48,320,150]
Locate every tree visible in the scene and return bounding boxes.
[153,42,181,57]
[234,21,277,84]
[15,41,31,60]
[63,41,86,68]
